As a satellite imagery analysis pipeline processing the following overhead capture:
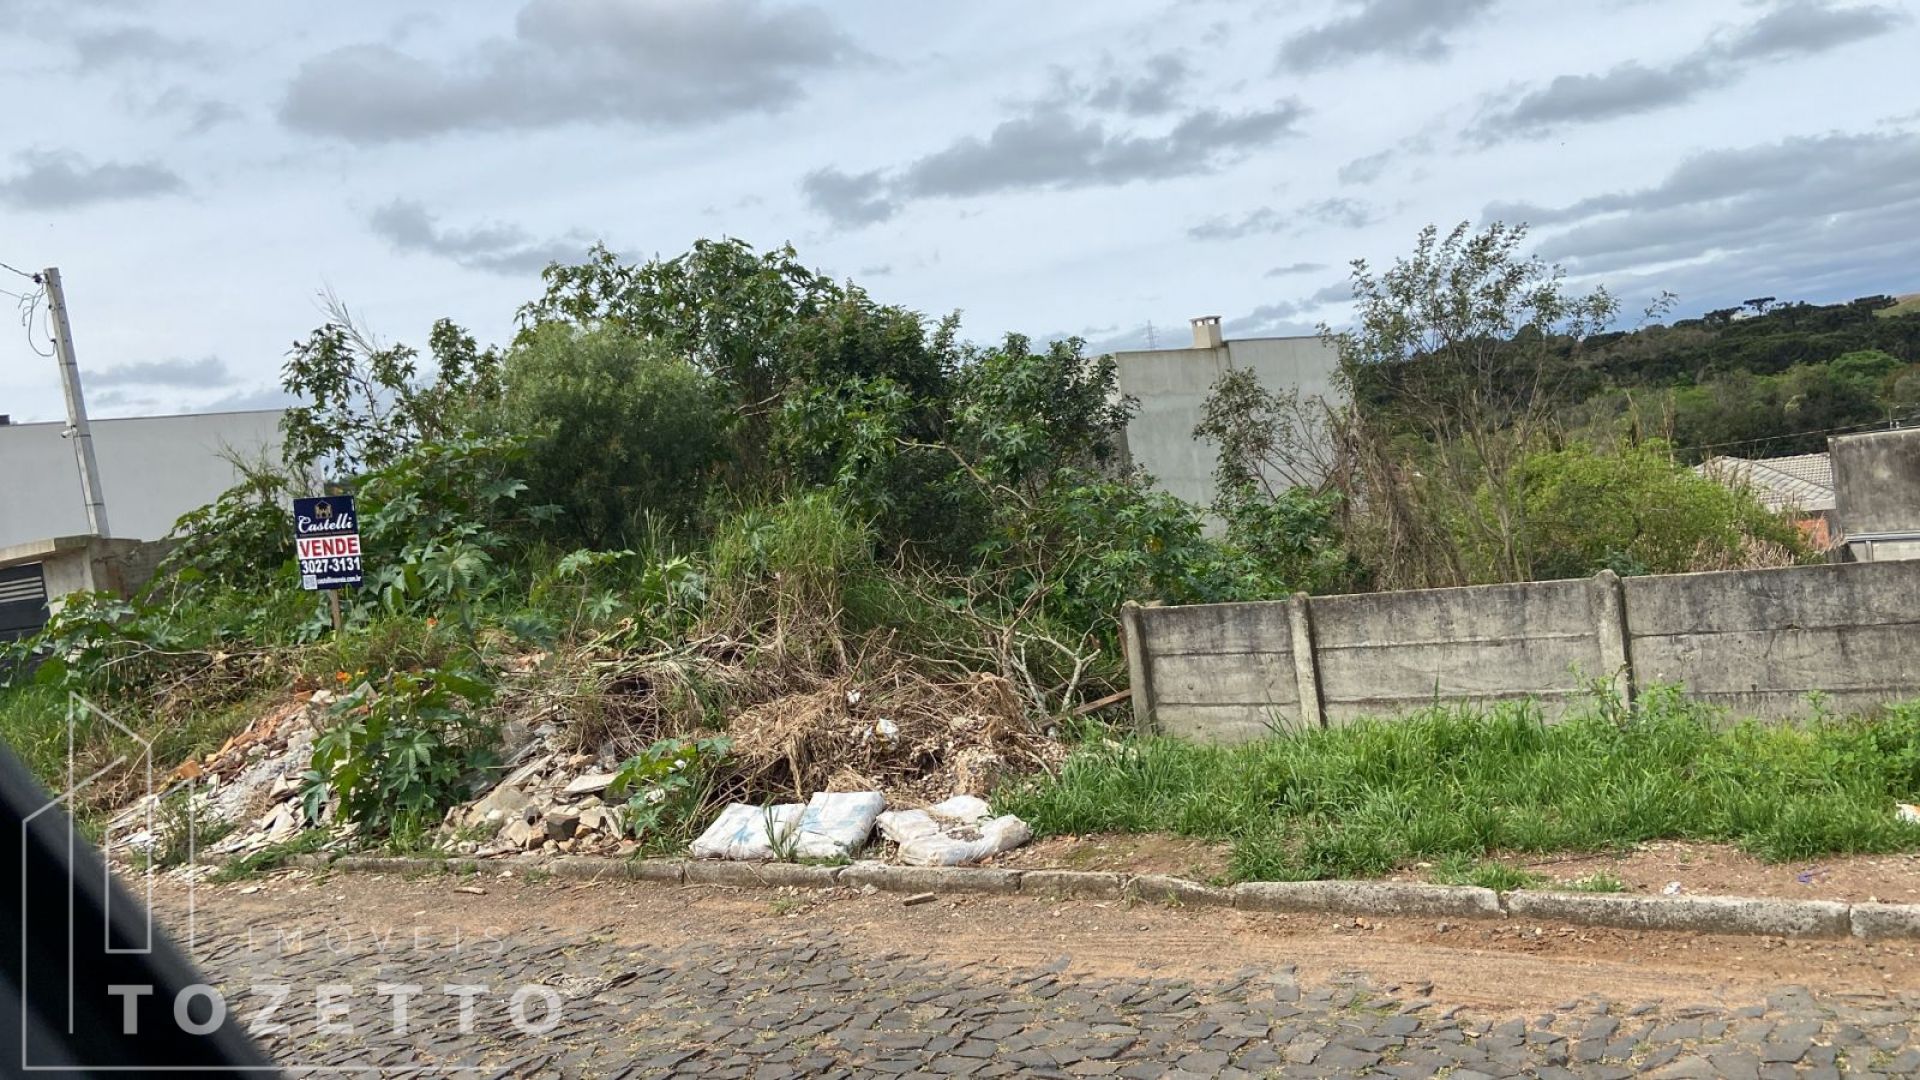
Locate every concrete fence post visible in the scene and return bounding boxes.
[1287,592,1326,729]
[1590,569,1634,706]
[1119,601,1157,734]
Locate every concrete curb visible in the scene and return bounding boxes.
[1505,890,1851,938]
[1847,902,1920,941]
[1235,881,1502,918]
[267,854,1920,940]
[839,863,1023,895]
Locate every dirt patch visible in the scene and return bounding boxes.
[1005,831,1920,904]
[997,833,1234,882]
[1389,840,1920,904]
[158,870,1920,1017]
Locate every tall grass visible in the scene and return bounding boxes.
[997,687,1920,882]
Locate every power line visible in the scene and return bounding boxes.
[1678,412,1919,457]
[15,282,51,357]
[0,258,36,281]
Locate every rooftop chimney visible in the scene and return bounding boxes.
[1190,315,1224,350]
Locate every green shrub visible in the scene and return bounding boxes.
[1521,440,1807,578]
[606,735,731,853]
[303,668,498,834]
[498,324,730,545]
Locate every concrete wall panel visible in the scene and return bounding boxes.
[1131,561,1920,741]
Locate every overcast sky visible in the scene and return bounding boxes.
[1,0,1916,420]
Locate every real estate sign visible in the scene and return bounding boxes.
[292,495,362,590]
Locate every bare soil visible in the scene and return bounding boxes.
[997,833,1234,882]
[1393,840,1920,904]
[993,832,1920,904]
[158,869,1920,1017]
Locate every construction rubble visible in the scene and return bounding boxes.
[105,664,1052,872]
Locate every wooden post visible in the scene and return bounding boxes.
[328,590,343,637]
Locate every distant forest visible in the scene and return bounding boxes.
[1568,294,1920,460]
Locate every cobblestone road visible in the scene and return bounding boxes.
[159,875,1920,1079]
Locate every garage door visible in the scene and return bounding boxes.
[0,563,49,644]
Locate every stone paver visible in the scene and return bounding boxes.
[160,901,1920,1079]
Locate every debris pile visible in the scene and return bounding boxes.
[104,692,332,864]
[456,735,633,858]
[105,648,1062,871]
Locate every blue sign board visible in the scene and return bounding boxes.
[292,495,362,590]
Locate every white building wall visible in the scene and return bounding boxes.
[1111,334,1342,511]
[0,410,287,547]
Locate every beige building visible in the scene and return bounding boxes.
[1110,317,1342,511]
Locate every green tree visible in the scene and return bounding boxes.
[279,300,500,477]
[950,334,1135,495]
[1521,440,1805,579]
[1332,222,1618,586]
[496,324,732,545]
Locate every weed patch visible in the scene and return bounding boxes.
[998,690,1920,882]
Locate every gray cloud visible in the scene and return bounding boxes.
[1490,130,1920,307]
[368,199,594,276]
[1473,1,1905,141]
[72,26,204,67]
[1082,52,1189,116]
[1310,280,1355,304]
[1187,196,1379,240]
[901,104,1304,198]
[1279,0,1498,71]
[196,385,301,413]
[90,356,228,388]
[0,150,183,209]
[1223,300,1316,337]
[1337,148,1395,184]
[1715,0,1907,61]
[1299,196,1381,229]
[148,87,241,135]
[1187,206,1285,240]
[1265,261,1328,277]
[800,167,898,227]
[808,100,1305,229]
[280,0,857,142]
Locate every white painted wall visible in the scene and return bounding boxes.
[1111,334,1342,511]
[0,410,286,547]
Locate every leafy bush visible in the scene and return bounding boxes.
[303,668,498,833]
[1521,440,1806,578]
[356,433,551,618]
[497,324,731,545]
[281,308,501,477]
[606,735,731,852]
[159,458,308,593]
[951,334,1134,492]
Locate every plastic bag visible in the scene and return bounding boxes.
[690,803,805,861]
[876,803,1031,867]
[690,792,886,861]
[793,791,886,859]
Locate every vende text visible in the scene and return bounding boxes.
[296,535,362,560]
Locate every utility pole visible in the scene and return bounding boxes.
[41,267,111,538]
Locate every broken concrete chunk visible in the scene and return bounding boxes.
[563,772,617,797]
[545,810,581,842]
[502,818,542,851]
[464,784,535,829]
